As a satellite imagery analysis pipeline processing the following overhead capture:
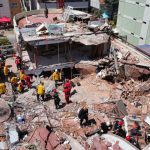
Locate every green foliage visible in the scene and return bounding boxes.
[109,20,116,27]
[0,38,11,46]
[91,8,101,18]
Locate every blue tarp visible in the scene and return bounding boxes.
[136,44,150,57]
[102,13,110,19]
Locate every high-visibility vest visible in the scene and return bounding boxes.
[11,77,17,84]
[4,66,9,76]
[20,73,25,80]
[37,84,45,95]
[17,84,23,92]
[52,72,61,81]
[0,83,6,94]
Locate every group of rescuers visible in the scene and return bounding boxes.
[1,57,143,144]
[1,60,90,127]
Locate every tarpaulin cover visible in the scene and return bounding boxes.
[0,16,11,23]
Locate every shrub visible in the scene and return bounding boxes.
[0,38,11,46]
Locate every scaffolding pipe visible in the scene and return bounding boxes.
[58,43,60,63]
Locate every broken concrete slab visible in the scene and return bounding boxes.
[65,134,85,150]
[8,125,19,145]
[0,100,11,123]
[27,127,65,150]
[113,100,128,117]
[134,81,150,96]
[142,105,148,115]
[75,63,97,75]
[0,142,8,150]
[124,65,150,80]
[102,133,139,150]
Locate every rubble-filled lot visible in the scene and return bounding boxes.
[1,41,150,150]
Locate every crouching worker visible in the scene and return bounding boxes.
[10,75,18,92]
[78,106,89,127]
[17,81,24,93]
[53,88,61,109]
[3,65,9,82]
[24,75,31,88]
[36,82,45,101]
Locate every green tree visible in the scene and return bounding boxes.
[0,38,11,46]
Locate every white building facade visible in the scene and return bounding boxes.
[116,0,150,45]
[0,0,11,18]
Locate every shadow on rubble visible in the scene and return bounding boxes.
[70,89,77,96]
[82,118,96,127]
[19,130,29,140]
[58,102,66,109]
[88,119,96,125]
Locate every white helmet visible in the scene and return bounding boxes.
[106,121,110,126]
[55,69,58,72]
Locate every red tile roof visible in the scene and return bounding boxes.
[18,13,62,28]
[28,127,65,150]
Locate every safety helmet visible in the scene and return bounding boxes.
[118,120,123,126]
[126,136,131,141]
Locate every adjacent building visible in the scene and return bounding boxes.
[13,8,109,73]
[36,0,89,12]
[0,0,11,18]
[116,0,150,45]
[90,0,119,20]
[0,0,21,19]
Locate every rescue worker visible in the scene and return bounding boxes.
[53,88,61,109]
[19,70,25,84]
[36,82,45,101]
[3,65,9,82]
[15,56,22,70]
[78,106,88,127]
[24,75,31,88]
[114,120,126,138]
[64,79,72,93]
[63,85,71,104]
[17,81,24,93]
[130,121,141,136]
[126,135,141,149]
[101,122,113,134]
[0,83,6,95]
[10,75,18,92]
[51,69,61,87]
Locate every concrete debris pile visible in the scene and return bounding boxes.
[1,67,150,150]
[1,41,150,150]
[0,100,11,123]
[96,56,150,82]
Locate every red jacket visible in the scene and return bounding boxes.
[24,76,30,83]
[15,58,21,65]
[64,81,72,91]
[63,88,70,96]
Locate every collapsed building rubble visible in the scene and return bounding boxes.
[0,6,150,150]
[1,49,150,149]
